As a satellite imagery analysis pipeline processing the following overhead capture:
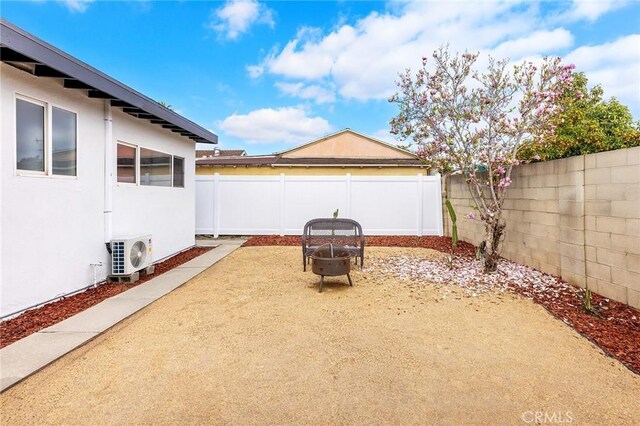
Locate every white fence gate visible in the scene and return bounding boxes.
[196,173,443,237]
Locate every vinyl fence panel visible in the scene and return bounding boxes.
[196,173,443,237]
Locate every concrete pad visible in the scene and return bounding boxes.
[179,243,241,268]
[0,331,97,391]
[44,297,152,333]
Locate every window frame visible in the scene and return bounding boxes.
[116,142,185,189]
[15,93,78,179]
[116,141,139,185]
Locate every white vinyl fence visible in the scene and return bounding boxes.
[196,173,443,237]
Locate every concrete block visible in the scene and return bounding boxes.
[561,228,586,246]
[596,281,627,304]
[611,268,640,291]
[585,154,596,169]
[611,165,640,184]
[586,277,600,293]
[562,271,586,288]
[585,216,596,231]
[584,200,611,216]
[530,199,548,212]
[586,262,611,281]
[585,168,610,185]
[559,186,584,202]
[544,174,559,187]
[596,149,628,168]
[595,183,627,201]
[558,171,583,187]
[559,242,585,262]
[596,216,627,234]
[626,218,640,237]
[560,255,586,275]
[626,185,639,201]
[566,156,585,171]
[628,289,640,310]
[611,200,640,219]
[523,211,558,226]
[628,254,640,274]
[596,248,627,269]
[559,200,583,216]
[559,215,584,230]
[545,200,559,213]
[627,146,640,165]
[610,234,640,255]
[584,185,596,201]
[585,246,597,262]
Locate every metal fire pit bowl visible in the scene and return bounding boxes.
[311,243,353,293]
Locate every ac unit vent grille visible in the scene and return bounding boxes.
[112,241,126,274]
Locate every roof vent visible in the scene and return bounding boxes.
[214,148,221,156]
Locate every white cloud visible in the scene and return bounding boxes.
[275,82,336,104]
[210,0,274,41]
[565,0,627,22]
[218,106,331,144]
[250,1,635,108]
[59,0,94,13]
[565,34,640,116]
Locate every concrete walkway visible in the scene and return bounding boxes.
[0,238,245,392]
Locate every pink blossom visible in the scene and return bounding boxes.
[498,177,512,189]
[465,212,476,220]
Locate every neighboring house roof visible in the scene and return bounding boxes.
[0,19,217,144]
[197,129,424,167]
[196,149,247,158]
[278,129,415,159]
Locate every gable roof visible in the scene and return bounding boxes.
[0,19,217,144]
[278,129,414,159]
[197,129,424,168]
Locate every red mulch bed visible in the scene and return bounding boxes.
[244,235,640,374]
[0,247,212,349]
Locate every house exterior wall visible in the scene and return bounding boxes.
[282,131,415,159]
[1,64,107,316]
[444,147,640,309]
[112,109,196,261]
[196,165,427,176]
[1,64,197,317]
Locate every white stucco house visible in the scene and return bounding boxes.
[0,20,218,318]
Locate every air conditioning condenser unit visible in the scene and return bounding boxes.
[111,235,152,275]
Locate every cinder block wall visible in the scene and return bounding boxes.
[443,146,640,309]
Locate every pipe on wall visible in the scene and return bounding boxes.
[104,100,113,244]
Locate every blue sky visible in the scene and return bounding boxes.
[2,1,639,154]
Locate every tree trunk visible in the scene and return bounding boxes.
[480,216,505,273]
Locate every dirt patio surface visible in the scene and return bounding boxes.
[1,247,639,425]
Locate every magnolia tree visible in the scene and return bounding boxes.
[390,46,574,272]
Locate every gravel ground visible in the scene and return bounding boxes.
[1,246,639,425]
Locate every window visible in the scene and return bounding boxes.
[117,143,137,183]
[52,107,77,176]
[116,143,184,188]
[173,156,184,188]
[16,99,45,172]
[16,97,77,176]
[140,148,172,187]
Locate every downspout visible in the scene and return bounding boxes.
[104,100,114,249]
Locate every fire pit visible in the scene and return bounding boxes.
[311,244,353,293]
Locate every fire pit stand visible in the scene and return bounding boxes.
[311,244,353,293]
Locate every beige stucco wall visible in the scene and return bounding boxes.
[197,165,427,176]
[282,131,415,159]
[444,147,640,309]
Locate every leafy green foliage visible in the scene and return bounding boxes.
[520,73,640,161]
